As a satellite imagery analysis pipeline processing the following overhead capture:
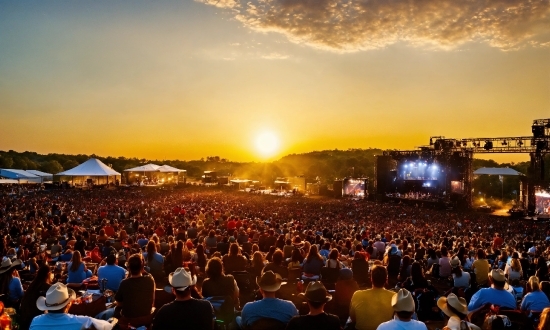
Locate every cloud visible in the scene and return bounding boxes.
[261,52,289,59]
[197,0,550,51]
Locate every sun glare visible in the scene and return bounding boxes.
[255,131,279,157]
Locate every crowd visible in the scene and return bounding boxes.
[1,184,550,329]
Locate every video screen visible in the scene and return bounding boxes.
[344,178,366,197]
[536,190,550,215]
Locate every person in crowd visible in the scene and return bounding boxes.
[538,307,550,330]
[450,257,470,290]
[438,293,480,330]
[114,254,156,329]
[505,252,522,281]
[303,245,325,280]
[193,244,208,274]
[398,255,412,282]
[239,271,298,328]
[66,250,92,285]
[286,281,341,330]
[326,248,344,269]
[143,240,164,282]
[334,268,359,322]
[97,253,126,292]
[263,250,288,279]
[248,251,265,278]
[402,261,431,293]
[521,276,550,314]
[288,249,303,270]
[29,282,112,330]
[201,257,240,308]
[468,269,517,311]
[151,267,214,330]
[351,251,369,285]
[472,249,490,287]
[0,257,24,306]
[376,288,428,330]
[222,243,248,274]
[439,246,452,278]
[19,265,52,330]
[350,265,395,330]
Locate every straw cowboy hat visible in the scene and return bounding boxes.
[257,271,283,292]
[36,283,76,311]
[166,267,197,293]
[299,281,332,303]
[450,256,461,269]
[437,293,469,317]
[0,257,22,275]
[392,289,415,312]
[489,269,509,290]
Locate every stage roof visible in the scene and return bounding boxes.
[57,158,121,176]
[473,167,524,176]
[158,165,185,173]
[26,170,53,178]
[124,164,160,172]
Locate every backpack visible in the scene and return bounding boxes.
[415,289,441,321]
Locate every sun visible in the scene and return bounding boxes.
[255,131,280,157]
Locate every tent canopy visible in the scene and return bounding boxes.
[473,167,524,176]
[0,179,19,184]
[0,169,39,179]
[158,165,185,173]
[124,164,160,172]
[26,170,53,179]
[56,158,121,176]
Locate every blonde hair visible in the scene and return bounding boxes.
[529,276,540,292]
[511,258,522,272]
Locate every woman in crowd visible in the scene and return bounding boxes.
[143,240,165,282]
[193,244,207,274]
[398,255,412,282]
[288,249,303,270]
[521,276,550,314]
[263,250,288,279]
[222,243,247,274]
[450,257,471,290]
[326,248,344,269]
[201,257,240,308]
[0,258,24,307]
[248,251,265,278]
[505,252,523,281]
[19,265,52,330]
[66,251,91,285]
[403,261,430,293]
[302,245,324,279]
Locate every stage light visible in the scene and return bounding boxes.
[518,140,523,146]
[404,164,408,168]
[483,141,493,150]
[502,140,507,146]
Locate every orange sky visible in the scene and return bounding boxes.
[0,1,549,163]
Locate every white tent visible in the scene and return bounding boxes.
[473,167,524,176]
[56,158,121,186]
[27,170,53,182]
[0,179,19,184]
[123,164,160,172]
[0,169,41,183]
[158,165,185,173]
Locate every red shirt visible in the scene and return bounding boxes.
[227,220,237,230]
[104,225,115,237]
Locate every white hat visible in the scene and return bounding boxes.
[489,269,509,290]
[36,283,76,311]
[437,293,469,317]
[450,256,461,268]
[168,267,197,291]
[392,289,415,312]
[0,257,22,274]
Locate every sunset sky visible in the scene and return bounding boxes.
[1,0,549,163]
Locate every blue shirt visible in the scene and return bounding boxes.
[468,287,517,311]
[241,297,298,327]
[521,291,550,312]
[30,313,112,330]
[97,264,127,292]
[67,263,87,284]
[9,277,24,301]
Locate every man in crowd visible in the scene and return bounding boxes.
[30,282,113,330]
[97,253,126,292]
[468,269,517,311]
[239,271,298,328]
[350,265,395,330]
[376,289,428,330]
[152,267,214,330]
[286,281,341,330]
[114,254,156,329]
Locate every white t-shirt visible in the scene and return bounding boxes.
[505,264,522,281]
[376,317,428,330]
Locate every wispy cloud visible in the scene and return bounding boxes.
[261,52,289,59]
[196,0,550,51]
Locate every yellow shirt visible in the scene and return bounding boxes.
[473,259,490,285]
[350,288,395,330]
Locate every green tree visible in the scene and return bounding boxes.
[40,160,63,174]
[63,159,80,170]
[0,156,14,168]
